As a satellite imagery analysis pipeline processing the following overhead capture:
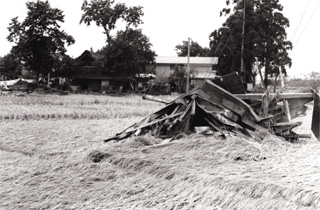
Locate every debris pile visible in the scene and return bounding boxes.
[10,79,35,91]
[145,79,171,95]
[105,74,319,142]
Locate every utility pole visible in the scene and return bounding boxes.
[240,0,246,81]
[186,37,191,93]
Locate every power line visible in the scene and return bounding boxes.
[204,1,318,81]
[290,0,312,41]
[293,0,320,50]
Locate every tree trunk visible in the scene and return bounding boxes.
[264,56,270,88]
[36,72,40,88]
[103,26,111,45]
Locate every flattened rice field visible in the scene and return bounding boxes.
[1,92,320,210]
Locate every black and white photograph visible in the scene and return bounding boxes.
[1,0,320,209]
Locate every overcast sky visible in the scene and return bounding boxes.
[1,0,319,76]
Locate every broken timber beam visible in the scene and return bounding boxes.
[197,80,270,132]
[234,93,314,100]
[142,94,169,104]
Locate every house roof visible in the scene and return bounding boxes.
[155,56,218,65]
[75,50,96,62]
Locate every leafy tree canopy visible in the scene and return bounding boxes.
[7,0,75,86]
[81,0,155,78]
[0,52,23,80]
[209,0,292,86]
[175,40,210,57]
[97,29,156,77]
[80,0,143,44]
[51,54,76,78]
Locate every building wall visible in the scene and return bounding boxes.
[88,80,101,91]
[192,65,213,77]
[155,64,214,81]
[155,65,174,81]
[101,80,110,91]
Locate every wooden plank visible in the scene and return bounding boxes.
[287,98,313,119]
[234,93,313,100]
[284,100,291,122]
[272,121,302,127]
[298,134,312,139]
[199,81,266,121]
[261,91,269,117]
[271,121,302,133]
[142,94,169,104]
[126,112,183,133]
[197,80,269,132]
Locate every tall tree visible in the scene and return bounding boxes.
[99,29,156,77]
[209,0,292,86]
[175,40,210,57]
[80,0,143,44]
[7,0,75,86]
[80,0,155,77]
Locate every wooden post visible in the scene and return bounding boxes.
[279,67,285,91]
[279,66,291,121]
[186,37,191,93]
[257,62,265,89]
[261,90,269,117]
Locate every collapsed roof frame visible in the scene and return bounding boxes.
[105,79,320,142]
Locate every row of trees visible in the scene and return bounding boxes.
[1,0,293,89]
[1,0,156,86]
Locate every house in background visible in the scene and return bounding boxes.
[71,50,104,91]
[71,50,136,92]
[154,56,219,91]
[71,52,219,92]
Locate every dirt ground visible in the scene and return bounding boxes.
[1,96,320,209]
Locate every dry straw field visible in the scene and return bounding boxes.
[1,92,320,210]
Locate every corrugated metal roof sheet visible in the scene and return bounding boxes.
[155,56,218,64]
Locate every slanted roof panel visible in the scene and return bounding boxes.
[75,50,96,62]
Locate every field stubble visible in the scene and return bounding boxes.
[0,93,165,120]
[1,93,320,209]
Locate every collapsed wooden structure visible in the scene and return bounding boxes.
[105,75,320,142]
